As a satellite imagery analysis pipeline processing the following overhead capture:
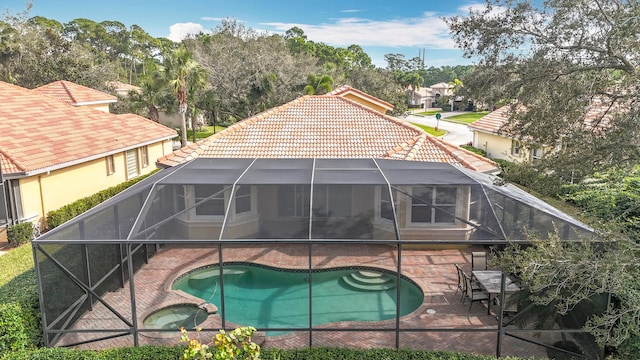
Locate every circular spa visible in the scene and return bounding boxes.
[172,263,424,335]
[143,304,209,330]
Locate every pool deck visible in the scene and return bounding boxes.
[55,243,557,358]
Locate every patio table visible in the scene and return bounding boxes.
[472,270,522,314]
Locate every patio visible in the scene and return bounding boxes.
[53,243,562,358]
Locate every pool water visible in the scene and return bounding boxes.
[143,304,208,330]
[172,264,423,334]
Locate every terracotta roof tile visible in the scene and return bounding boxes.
[158,94,498,173]
[34,80,117,105]
[0,81,177,176]
[468,107,511,135]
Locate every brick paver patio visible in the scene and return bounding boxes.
[54,243,559,358]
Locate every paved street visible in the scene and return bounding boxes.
[404,112,473,147]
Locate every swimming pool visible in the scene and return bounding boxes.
[172,263,424,334]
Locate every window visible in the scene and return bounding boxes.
[313,185,352,217]
[125,149,139,179]
[194,185,225,216]
[234,185,252,214]
[380,187,397,221]
[278,185,310,217]
[532,147,543,160]
[511,140,522,156]
[106,155,115,175]
[410,186,457,224]
[141,146,149,168]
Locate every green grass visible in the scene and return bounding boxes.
[185,125,227,140]
[411,122,446,137]
[0,243,37,304]
[415,110,442,116]
[445,111,490,124]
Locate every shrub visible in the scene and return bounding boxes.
[0,301,41,353]
[7,223,33,246]
[460,144,486,157]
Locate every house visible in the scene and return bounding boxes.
[405,82,455,109]
[156,90,498,174]
[0,81,177,241]
[34,80,117,113]
[468,107,551,163]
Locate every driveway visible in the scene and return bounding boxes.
[405,112,473,147]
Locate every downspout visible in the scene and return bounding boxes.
[38,174,47,228]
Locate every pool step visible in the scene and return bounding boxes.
[188,269,246,289]
[341,271,396,291]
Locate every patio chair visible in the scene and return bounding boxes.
[471,251,488,271]
[462,271,489,312]
[454,264,465,300]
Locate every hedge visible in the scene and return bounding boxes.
[2,346,520,360]
[7,223,33,246]
[46,170,157,229]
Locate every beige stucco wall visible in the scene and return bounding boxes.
[18,140,172,227]
[82,103,112,113]
[473,131,530,163]
[341,94,389,114]
[473,131,552,163]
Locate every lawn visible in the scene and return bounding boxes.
[410,122,446,137]
[414,110,442,116]
[445,111,490,124]
[184,125,227,140]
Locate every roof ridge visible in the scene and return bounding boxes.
[428,135,497,171]
[330,96,420,134]
[59,80,78,104]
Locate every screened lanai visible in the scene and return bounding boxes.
[33,158,598,357]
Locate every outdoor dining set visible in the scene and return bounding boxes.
[455,251,525,316]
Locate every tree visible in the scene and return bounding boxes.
[304,74,333,95]
[125,72,170,122]
[163,48,207,147]
[446,0,640,182]
[190,19,318,121]
[496,228,640,351]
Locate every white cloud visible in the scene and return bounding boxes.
[201,16,224,21]
[262,12,455,49]
[340,9,361,13]
[167,22,206,42]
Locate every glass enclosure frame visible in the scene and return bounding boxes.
[32,158,599,358]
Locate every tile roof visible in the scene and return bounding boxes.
[158,95,498,173]
[468,107,511,135]
[34,80,117,106]
[469,102,614,138]
[327,85,394,112]
[0,81,177,176]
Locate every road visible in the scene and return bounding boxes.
[404,112,473,147]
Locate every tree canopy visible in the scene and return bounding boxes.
[447,0,640,182]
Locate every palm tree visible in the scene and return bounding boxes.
[402,72,423,106]
[304,74,334,95]
[163,48,207,147]
[126,73,168,122]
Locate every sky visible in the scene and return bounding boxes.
[2,0,487,68]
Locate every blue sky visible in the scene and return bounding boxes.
[3,0,487,68]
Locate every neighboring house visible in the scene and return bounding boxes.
[34,80,117,113]
[469,107,550,163]
[0,81,177,241]
[405,82,455,109]
[157,89,498,174]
